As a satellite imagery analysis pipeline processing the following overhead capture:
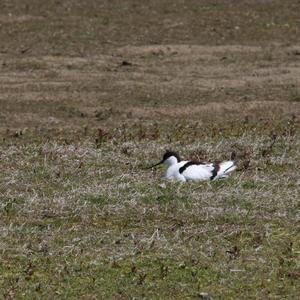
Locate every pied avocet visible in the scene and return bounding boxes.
[148,151,236,182]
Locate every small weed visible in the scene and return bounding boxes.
[288,86,300,102]
[84,194,110,206]
[241,179,257,189]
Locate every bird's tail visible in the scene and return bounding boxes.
[217,151,237,177]
[218,161,236,176]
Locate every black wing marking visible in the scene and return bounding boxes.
[179,161,206,174]
[210,162,221,180]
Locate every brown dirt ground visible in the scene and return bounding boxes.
[0,0,299,137]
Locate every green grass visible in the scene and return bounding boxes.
[1,122,299,299]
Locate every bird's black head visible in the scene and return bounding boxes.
[147,150,181,169]
[163,151,181,162]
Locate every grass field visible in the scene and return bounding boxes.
[1,1,300,299]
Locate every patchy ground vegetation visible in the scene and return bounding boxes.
[0,0,300,298]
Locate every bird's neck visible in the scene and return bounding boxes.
[163,156,178,167]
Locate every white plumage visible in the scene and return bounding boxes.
[149,151,236,182]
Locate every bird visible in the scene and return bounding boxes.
[148,150,236,182]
